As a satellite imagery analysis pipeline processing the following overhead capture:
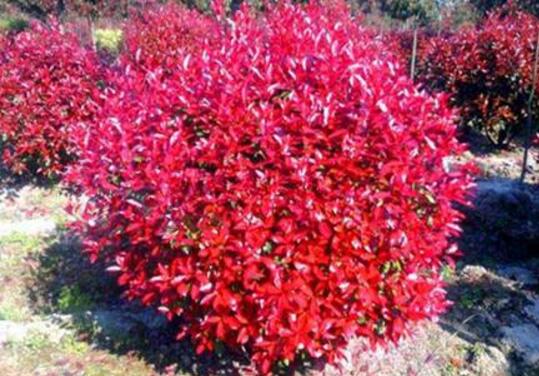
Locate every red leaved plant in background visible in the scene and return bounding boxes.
[0,20,105,176]
[122,2,217,72]
[67,1,474,373]
[417,7,539,146]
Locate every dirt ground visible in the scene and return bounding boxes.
[0,134,538,376]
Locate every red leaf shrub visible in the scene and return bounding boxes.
[382,28,436,75]
[417,7,539,146]
[68,1,474,372]
[0,20,105,176]
[122,3,217,71]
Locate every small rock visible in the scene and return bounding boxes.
[0,218,56,237]
[0,320,67,345]
[461,265,488,280]
[0,320,30,344]
[501,324,539,366]
[498,266,538,286]
[84,310,137,335]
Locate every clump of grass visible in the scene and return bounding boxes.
[21,330,50,351]
[94,28,123,54]
[60,333,89,355]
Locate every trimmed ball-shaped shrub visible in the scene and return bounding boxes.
[0,20,105,176]
[68,1,474,372]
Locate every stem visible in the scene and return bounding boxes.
[520,31,539,183]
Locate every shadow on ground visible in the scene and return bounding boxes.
[0,162,57,200]
[442,266,538,376]
[459,127,501,156]
[440,177,539,375]
[457,177,539,264]
[25,232,257,375]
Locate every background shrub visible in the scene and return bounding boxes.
[68,1,474,372]
[122,3,217,71]
[469,0,539,17]
[6,0,59,18]
[0,20,106,176]
[417,7,539,146]
[375,0,440,25]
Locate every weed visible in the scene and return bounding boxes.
[57,285,94,313]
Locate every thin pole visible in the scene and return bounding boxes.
[410,28,418,81]
[520,31,539,183]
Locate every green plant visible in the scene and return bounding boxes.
[94,28,123,54]
[0,16,28,33]
[459,288,485,309]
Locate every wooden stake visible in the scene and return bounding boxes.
[410,28,418,81]
[520,31,539,183]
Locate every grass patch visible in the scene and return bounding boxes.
[0,302,28,322]
[21,330,51,351]
[0,232,44,254]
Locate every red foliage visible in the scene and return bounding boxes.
[382,28,436,76]
[122,3,217,71]
[68,1,474,372]
[0,20,105,176]
[418,8,539,146]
